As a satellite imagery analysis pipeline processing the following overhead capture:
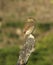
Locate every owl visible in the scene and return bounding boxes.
[23,17,35,38]
[17,18,35,65]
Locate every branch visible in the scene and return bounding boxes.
[17,34,35,65]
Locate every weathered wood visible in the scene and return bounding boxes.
[17,34,35,65]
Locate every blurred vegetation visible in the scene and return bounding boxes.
[2,20,25,28]
[36,23,53,32]
[0,19,53,65]
[0,0,53,65]
[0,32,53,65]
[0,46,20,65]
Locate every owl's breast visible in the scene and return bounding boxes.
[25,26,34,35]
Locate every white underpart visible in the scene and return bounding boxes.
[28,34,35,39]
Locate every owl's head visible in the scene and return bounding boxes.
[26,17,35,23]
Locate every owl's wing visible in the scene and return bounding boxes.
[17,34,35,65]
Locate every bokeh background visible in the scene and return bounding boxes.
[0,0,53,65]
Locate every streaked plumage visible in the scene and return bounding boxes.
[23,17,35,38]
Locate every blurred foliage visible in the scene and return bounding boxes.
[0,46,20,65]
[6,32,19,38]
[0,32,53,65]
[0,0,53,64]
[36,23,53,32]
[2,20,25,28]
